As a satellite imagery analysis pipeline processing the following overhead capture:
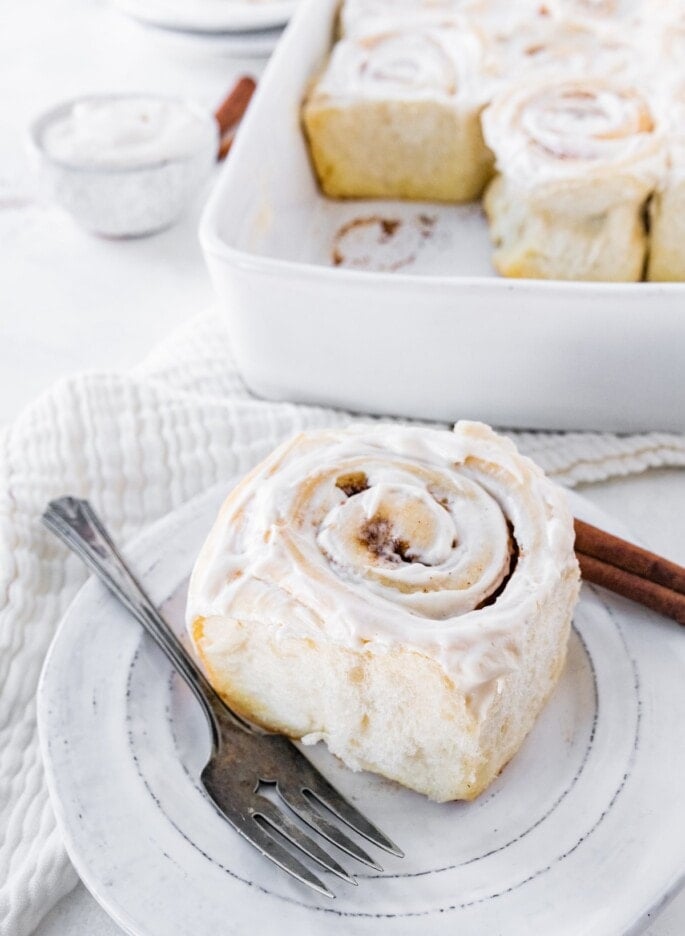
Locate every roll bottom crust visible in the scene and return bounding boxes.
[302,98,493,202]
[647,182,685,281]
[192,569,577,803]
[483,174,648,282]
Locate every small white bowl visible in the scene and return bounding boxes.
[29,94,218,238]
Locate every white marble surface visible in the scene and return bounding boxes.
[2,2,683,935]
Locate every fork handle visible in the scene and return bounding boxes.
[42,497,246,746]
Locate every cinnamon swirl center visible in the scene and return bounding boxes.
[315,467,513,616]
[359,33,458,95]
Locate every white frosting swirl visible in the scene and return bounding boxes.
[340,0,467,37]
[464,0,552,39]
[480,19,640,86]
[187,422,579,711]
[482,78,666,200]
[648,5,685,177]
[311,26,485,106]
[546,0,655,27]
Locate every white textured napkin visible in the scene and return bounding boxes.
[1,310,684,936]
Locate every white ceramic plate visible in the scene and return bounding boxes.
[38,484,685,936]
[200,0,685,432]
[112,0,298,32]
[139,22,284,58]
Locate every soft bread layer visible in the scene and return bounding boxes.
[303,98,492,202]
[193,567,576,802]
[483,174,648,282]
[647,181,685,281]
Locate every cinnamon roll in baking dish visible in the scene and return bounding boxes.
[187,423,580,802]
[479,18,640,88]
[482,79,665,281]
[302,27,493,201]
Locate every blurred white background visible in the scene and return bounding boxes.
[0,0,264,425]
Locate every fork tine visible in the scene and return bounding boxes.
[253,799,358,886]
[235,817,335,899]
[277,785,384,871]
[291,766,404,858]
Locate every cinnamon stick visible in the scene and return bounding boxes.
[214,76,257,160]
[574,519,685,596]
[576,551,685,625]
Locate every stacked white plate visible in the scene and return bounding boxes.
[113,0,299,57]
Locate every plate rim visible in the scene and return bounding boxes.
[139,22,284,56]
[112,0,298,33]
[38,483,685,936]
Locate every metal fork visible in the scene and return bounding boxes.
[43,497,402,899]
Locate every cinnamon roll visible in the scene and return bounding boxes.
[187,423,580,803]
[479,18,640,88]
[482,79,665,280]
[302,27,493,202]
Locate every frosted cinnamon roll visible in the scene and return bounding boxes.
[339,0,466,38]
[302,27,493,202]
[187,423,580,802]
[482,79,666,280]
[479,19,640,88]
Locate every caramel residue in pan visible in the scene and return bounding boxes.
[332,213,437,272]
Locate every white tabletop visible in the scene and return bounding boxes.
[2,2,683,934]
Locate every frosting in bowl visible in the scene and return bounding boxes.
[41,96,216,169]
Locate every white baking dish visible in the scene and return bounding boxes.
[200,0,685,432]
